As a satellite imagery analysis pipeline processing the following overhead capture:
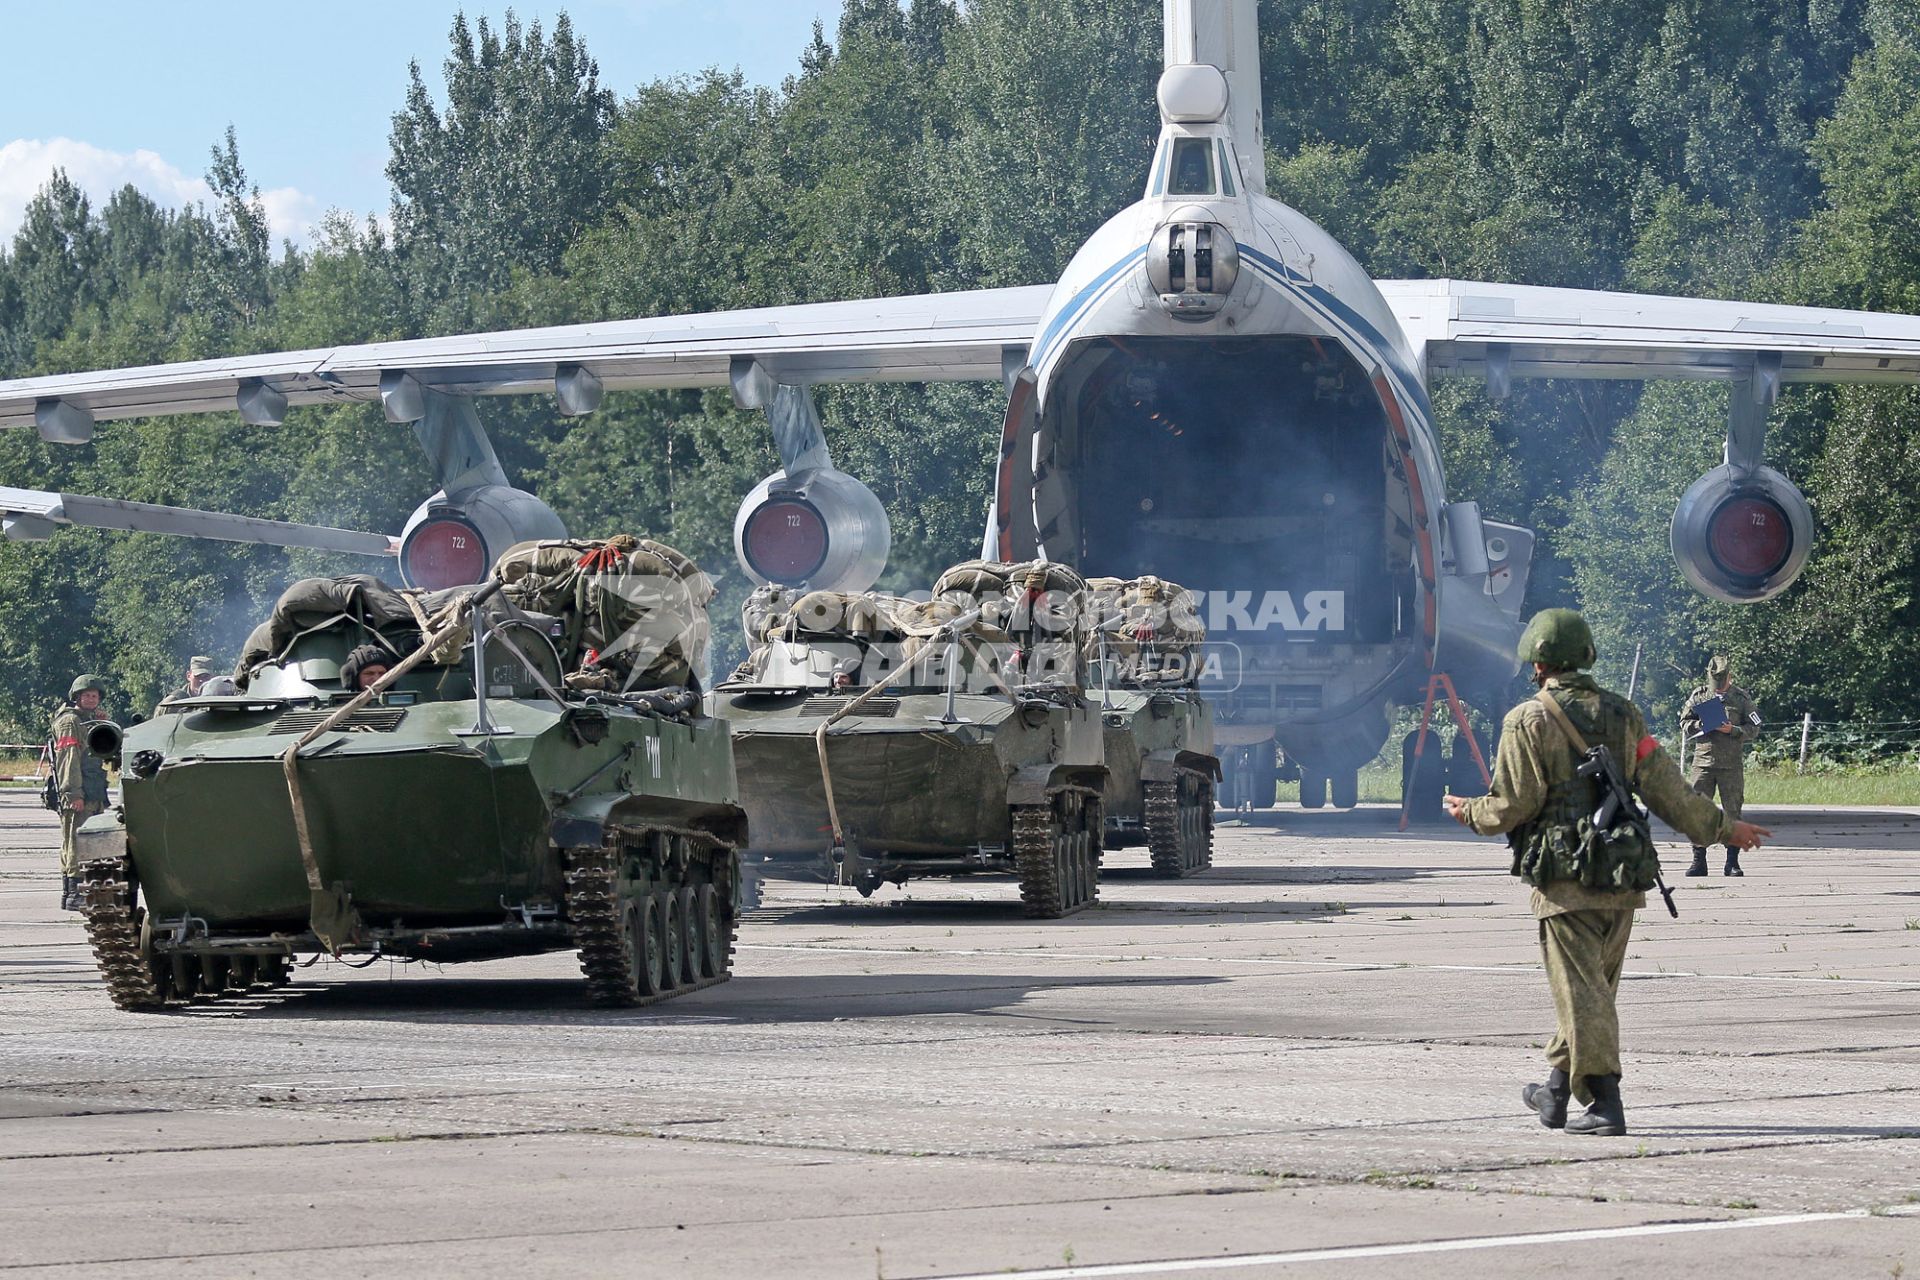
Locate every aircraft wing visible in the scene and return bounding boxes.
[1380,278,1920,388]
[0,287,1053,436]
[0,485,396,555]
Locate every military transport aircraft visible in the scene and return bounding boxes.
[5,0,1920,806]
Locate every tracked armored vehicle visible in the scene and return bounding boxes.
[77,536,746,1011]
[713,561,1107,917]
[1085,576,1219,876]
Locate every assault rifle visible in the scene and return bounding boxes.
[1575,744,1679,919]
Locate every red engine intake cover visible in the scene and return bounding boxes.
[1706,494,1793,581]
[401,516,489,590]
[741,498,829,582]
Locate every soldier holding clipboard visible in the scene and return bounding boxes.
[1681,656,1761,877]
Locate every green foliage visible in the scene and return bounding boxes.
[387,11,615,332]
[2,1,1920,760]
[924,0,1160,289]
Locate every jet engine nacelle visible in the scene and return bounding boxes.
[397,484,568,590]
[734,466,890,593]
[1670,464,1813,603]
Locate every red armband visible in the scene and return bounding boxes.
[52,736,79,750]
[1635,735,1658,763]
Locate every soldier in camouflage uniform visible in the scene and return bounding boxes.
[49,675,112,912]
[1444,611,1768,1137]
[1680,655,1760,877]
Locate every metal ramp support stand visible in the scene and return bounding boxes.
[1397,673,1493,832]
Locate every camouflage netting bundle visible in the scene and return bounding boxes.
[493,535,715,691]
[1083,576,1206,663]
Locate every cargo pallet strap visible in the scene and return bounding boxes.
[1397,672,1492,832]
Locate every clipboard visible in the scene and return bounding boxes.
[1693,696,1727,735]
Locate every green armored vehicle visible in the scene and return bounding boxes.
[1085,576,1219,877]
[713,561,1107,917]
[77,536,746,1010]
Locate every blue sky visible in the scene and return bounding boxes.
[0,1,839,245]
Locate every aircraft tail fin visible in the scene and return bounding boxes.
[1163,0,1265,194]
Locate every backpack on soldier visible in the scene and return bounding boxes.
[1512,690,1662,894]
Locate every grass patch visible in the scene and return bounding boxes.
[0,751,46,789]
[1267,760,1920,808]
[1737,764,1920,806]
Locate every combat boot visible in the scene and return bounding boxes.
[1565,1074,1627,1137]
[60,876,80,912]
[1685,847,1708,877]
[1723,847,1744,877]
[1521,1068,1570,1129]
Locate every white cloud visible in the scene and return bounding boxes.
[257,185,324,248]
[0,137,323,248]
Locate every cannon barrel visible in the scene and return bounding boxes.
[85,720,123,762]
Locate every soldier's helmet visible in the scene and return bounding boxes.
[68,674,107,699]
[339,644,391,689]
[1516,608,1595,670]
[1707,655,1731,681]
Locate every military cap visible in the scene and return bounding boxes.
[1516,608,1595,670]
[68,673,107,698]
[187,655,217,676]
[1707,655,1731,681]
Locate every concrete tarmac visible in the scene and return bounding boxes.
[2,790,1915,1277]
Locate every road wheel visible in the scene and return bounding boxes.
[696,884,725,979]
[659,890,685,990]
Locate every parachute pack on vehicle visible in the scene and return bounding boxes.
[493,535,715,692]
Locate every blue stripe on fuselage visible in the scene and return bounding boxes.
[1031,246,1148,371]
[1234,243,1433,422]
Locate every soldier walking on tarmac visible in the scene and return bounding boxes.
[1443,610,1769,1137]
[50,675,112,912]
[1681,655,1760,877]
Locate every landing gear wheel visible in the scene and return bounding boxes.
[1331,769,1359,810]
[1016,792,1102,919]
[1300,769,1328,809]
[1249,748,1278,809]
